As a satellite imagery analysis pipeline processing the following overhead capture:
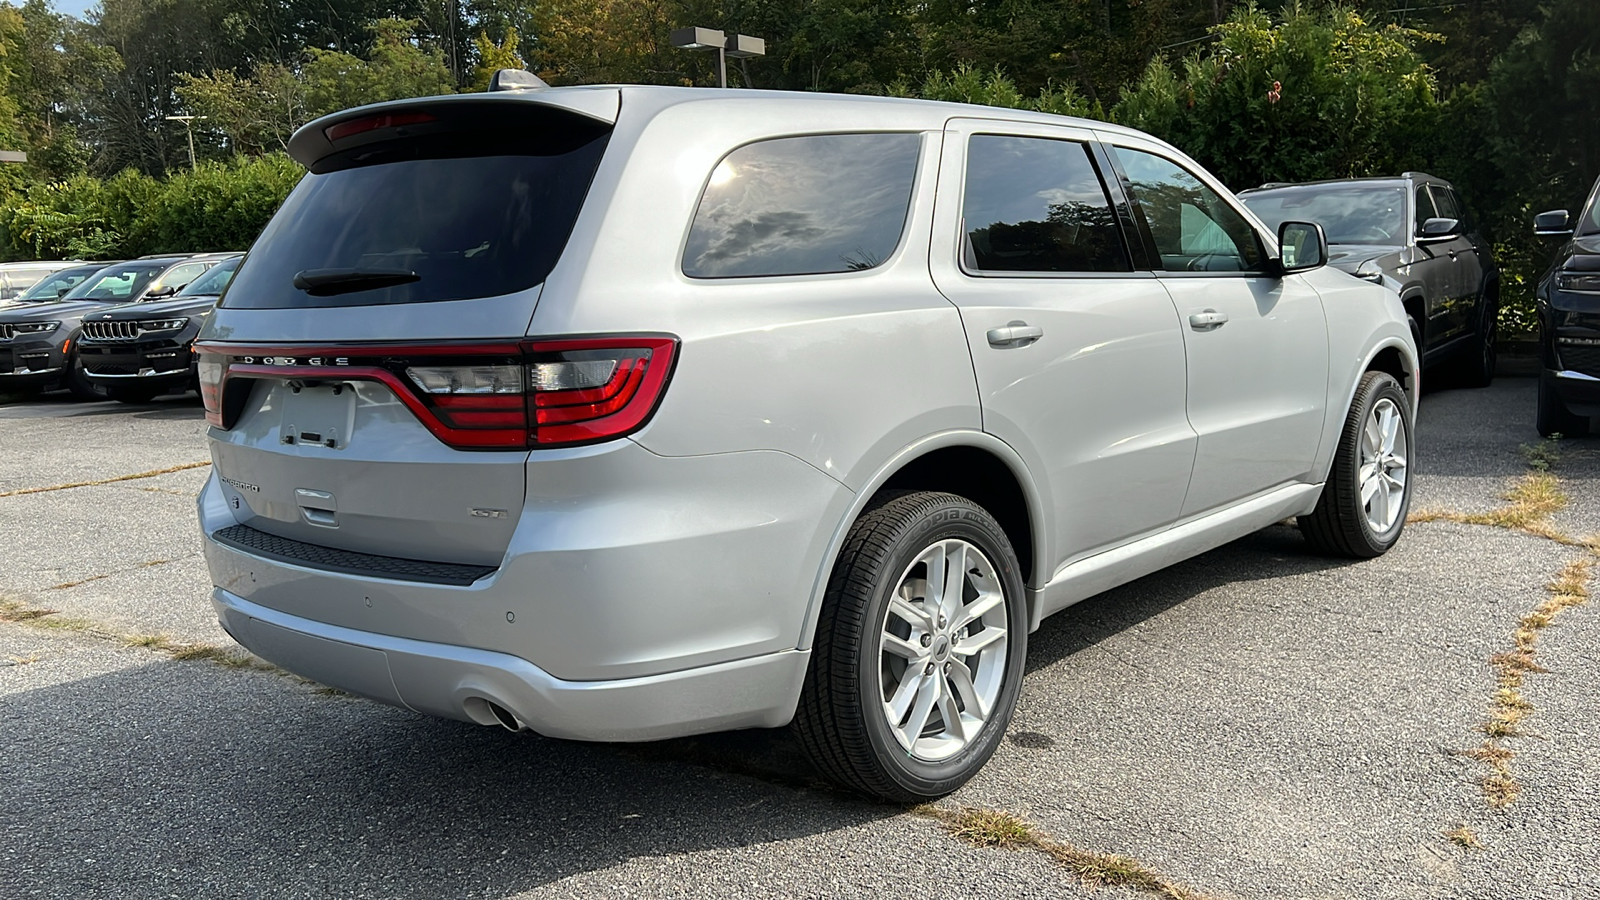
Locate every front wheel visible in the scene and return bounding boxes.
[1300,371,1413,558]
[793,491,1027,802]
[65,355,106,401]
[1537,370,1589,438]
[1461,297,1497,388]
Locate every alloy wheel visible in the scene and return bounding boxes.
[1359,397,1408,534]
[877,538,1009,762]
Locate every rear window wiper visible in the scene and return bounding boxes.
[292,268,420,297]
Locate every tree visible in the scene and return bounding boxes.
[469,26,526,91]
[1112,4,1441,191]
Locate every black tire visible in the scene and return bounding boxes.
[1300,371,1413,558]
[793,490,1027,802]
[107,384,161,404]
[1537,369,1589,438]
[1461,295,1497,388]
[64,355,106,401]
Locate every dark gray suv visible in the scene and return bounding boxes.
[1242,173,1499,386]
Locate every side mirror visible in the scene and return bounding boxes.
[1534,209,1574,238]
[144,285,177,299]
[1276,220,1327,274]
[1418,217,1461,241]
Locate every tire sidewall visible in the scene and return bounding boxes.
[854,497,1027,798]
[1344,373,1412,553]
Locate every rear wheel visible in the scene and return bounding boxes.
[1461,295,1497,388]
[793,491,1027,802]
[1300,371,1412,558]
[1537,370,1589,438]
[107,384,161,404]
[65,355,106,401]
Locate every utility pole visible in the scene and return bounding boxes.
[165,115,204,171]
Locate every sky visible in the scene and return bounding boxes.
[54,0,94,19]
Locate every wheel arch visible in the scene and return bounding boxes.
[795,431,1049,652]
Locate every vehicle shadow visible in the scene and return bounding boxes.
[0,662,891,899]
[0,392,204,420]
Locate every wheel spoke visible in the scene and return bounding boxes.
[953,589,1003,632]
[1386,452,1407,472]
[1379,405,1400,455]
[886,668,922,722]
[937,685,968,744]
[947,658,988,719]
[954,625,1006,656]
[1360,472,1381,506]
[882,631,924,661]
[901,672,940,746]
[1364,415,1383,456]
[940,541,967,624]
[888,595,933,632]
[922,545,947,612]
[1373,477,1391,529]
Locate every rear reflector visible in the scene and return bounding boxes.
[195,337,678,451]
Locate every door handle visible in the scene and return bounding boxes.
[1188,310,1229,330]
[986,321,1044,347]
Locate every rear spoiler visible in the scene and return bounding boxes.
[287,89,621,170]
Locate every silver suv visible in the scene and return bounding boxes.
[197,83,1418,801]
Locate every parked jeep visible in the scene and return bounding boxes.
[1241,174,1499,386]
[0,256,221,398]
[1532,172,1600,436]
[79,254,243,403]
[195,80,1417,801]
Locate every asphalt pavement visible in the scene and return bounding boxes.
[2,377,1597,900]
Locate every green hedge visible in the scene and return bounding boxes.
[0,154,303,261]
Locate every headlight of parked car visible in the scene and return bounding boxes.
[138,318,189,332]
[1555,272,1600,294]
[1355,260,1385,284]
[11,321,60,334]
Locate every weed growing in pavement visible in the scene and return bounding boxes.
[3,596,279,674]
[914,804,1220,900]
[50,558,178,590]
[1444,824,1485,850]
[1519,437,1562,472]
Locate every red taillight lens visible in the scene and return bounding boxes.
[194,336,678,450]
[323,112,436,143]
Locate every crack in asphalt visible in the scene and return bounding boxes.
[0,461,211,498]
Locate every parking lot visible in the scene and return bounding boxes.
[2,375,1597,900]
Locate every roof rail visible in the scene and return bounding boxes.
[487,69,550,92]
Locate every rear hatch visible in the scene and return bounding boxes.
[198,94,624,568]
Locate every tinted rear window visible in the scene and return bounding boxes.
[683,133,921,278]
[178,258,241,297]
[17,265,104,302]
[224,125,610,309]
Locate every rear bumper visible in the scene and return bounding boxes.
[214,587,810,740]
[1546,367,1600,416]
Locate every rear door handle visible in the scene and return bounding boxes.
[1188,310,1229,330]
[986,321,1044,347]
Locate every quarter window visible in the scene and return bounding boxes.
[960,135,1130,273]
[1113,147,1264,273]
[682,133,921,278]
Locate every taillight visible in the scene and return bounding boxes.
[194,337,678,450]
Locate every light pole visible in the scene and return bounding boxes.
[164,115,205,170]
[670,27,765,89]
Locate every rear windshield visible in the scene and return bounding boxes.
[177,257,241,297]
[1241,184,1407,245]
[62,262,170,302]
[17,265,103,302]
[224,126,610,309]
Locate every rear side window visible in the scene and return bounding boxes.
[224,117,610,309]
[961,135,1130,273]
[683,133,920,278]
[19,266,98,302]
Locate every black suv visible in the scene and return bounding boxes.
[79,255,242,403]
[1241,173,1499,386]
[1533,173,1600,437]
[0,256,220,399]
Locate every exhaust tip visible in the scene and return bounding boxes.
[486,700,523,732]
